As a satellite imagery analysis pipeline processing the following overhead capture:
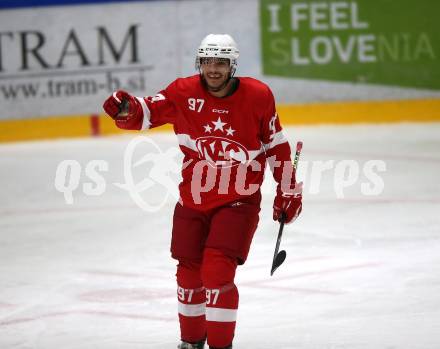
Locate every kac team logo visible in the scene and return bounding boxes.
[195,136,250,168]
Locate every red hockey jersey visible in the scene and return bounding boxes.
[115,75,295,211]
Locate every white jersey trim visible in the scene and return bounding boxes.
[263,131,288,152]
[178,301,206,317]
[248,145,265,161]
[205,307,237,322]
[136,97,151,130]
[177,133,197,151]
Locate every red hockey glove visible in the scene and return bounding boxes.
[273,182,303,224]
[102,90,139,122]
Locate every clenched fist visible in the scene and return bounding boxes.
[273,182,303,224]
[103,90,139,121]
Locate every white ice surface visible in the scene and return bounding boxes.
[0,123,439,349]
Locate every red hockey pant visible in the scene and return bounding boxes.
[171,194,260,348]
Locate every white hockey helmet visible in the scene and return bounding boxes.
[196,34,239,75]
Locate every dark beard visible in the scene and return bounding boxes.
[201,75,231,93]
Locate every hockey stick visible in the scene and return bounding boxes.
[270,213,287,276]
[270,141,303,276]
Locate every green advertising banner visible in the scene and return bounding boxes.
[260,0,440,89]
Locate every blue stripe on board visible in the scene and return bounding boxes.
[0,0,162,10]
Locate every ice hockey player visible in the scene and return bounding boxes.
[102,34,302,349]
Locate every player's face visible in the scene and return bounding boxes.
[200,57,232,92]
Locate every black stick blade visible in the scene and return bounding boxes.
[270,250,287,276]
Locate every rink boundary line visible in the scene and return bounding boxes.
[0,302,16,309]
[246,256,332,269]
[1,198,439,216]
[305,148,440,164]
[241,284,345,295]
[0,262,381,327]
[83,269,165,279]
[241,262,383,293]
[78,288,176,303]
[0,309,175,327]
[1,98,439,142]
[81,269,175,280]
